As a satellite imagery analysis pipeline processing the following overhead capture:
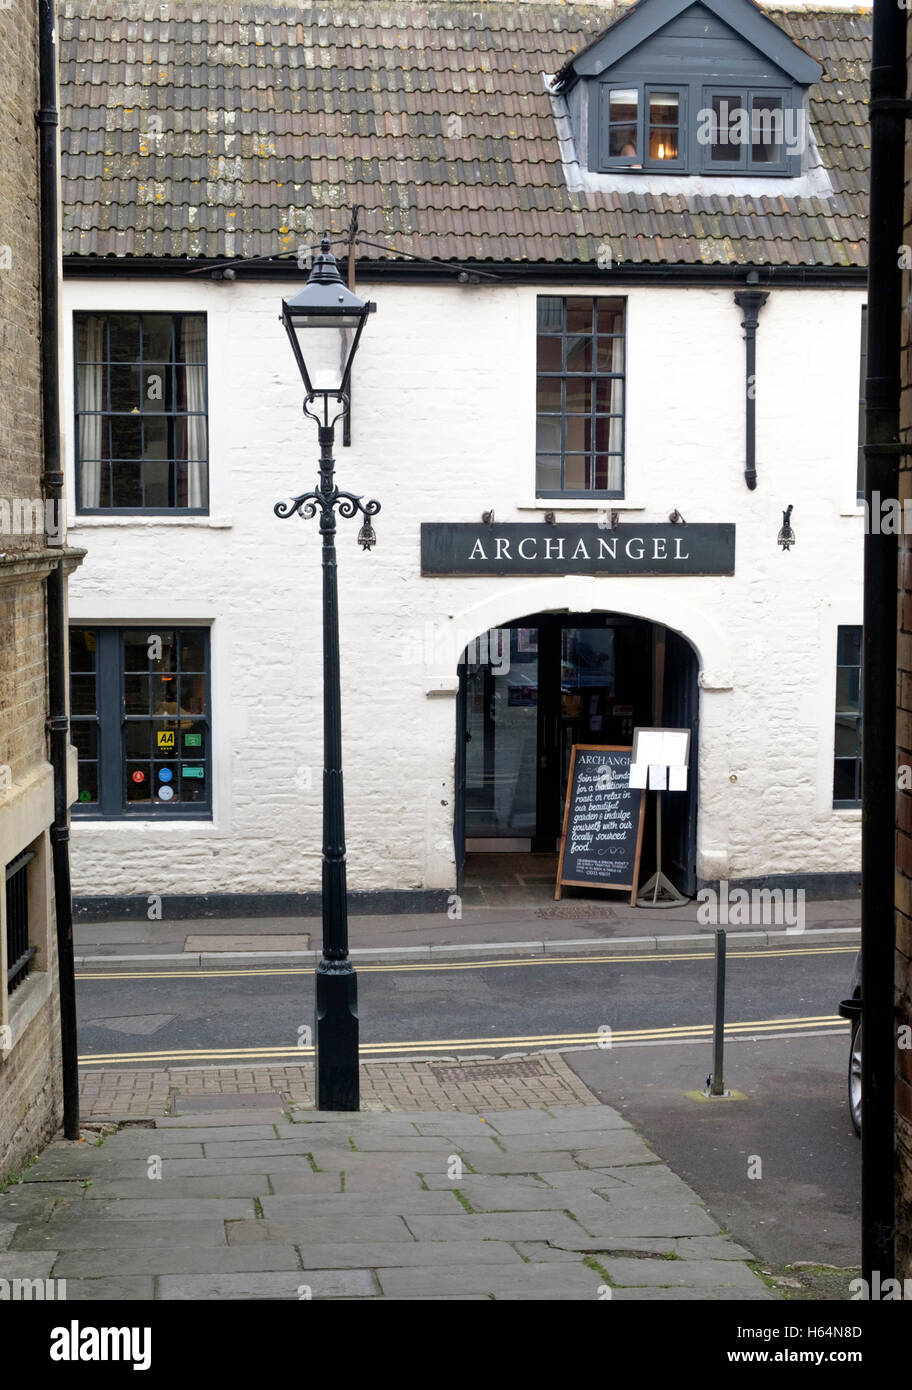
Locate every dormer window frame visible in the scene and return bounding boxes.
[700,84,796,175]
[590,76,807,178]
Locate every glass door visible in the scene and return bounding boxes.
[464,627,539,845]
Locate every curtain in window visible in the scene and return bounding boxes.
[601,333,623,492]
[78,316,105,507]
[180,317,207,508]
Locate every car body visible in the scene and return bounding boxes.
[838,951,862,1137]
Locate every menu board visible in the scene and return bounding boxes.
[555,745,646,904]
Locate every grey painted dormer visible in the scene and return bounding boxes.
[554,0,824,178]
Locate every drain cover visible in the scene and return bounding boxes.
[430,1059,546,1083]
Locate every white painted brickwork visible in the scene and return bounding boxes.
[63,278,865,897]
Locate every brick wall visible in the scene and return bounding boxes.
[0,0,63,1180]
[895,10,912,1284]
[0,3,43,543]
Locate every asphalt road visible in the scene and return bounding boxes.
[76,942,855,1066]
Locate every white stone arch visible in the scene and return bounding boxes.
[430,577,733,885]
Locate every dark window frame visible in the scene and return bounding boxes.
[833,624,862,809]
[700,85,794,175]
[535,295,626,500]
[74,311,209,516]
[591,76,805,177]
[70,625,213,820]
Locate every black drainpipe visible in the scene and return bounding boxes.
[861,0,906,1286]
[38,0,80,1140]
[734,273,769,490]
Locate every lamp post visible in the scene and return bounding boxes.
[275,235,379,1110]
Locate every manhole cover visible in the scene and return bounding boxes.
[430,1059,547,1083]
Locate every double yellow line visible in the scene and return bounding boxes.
[78,1012,846,1067]
[75,943,856,983]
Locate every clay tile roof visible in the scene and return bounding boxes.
[59,1,871,267]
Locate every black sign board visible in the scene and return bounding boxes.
[555,745,646,904]
[421,523,735,576]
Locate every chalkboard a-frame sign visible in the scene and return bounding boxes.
[555,746,647,905]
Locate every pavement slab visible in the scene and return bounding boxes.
[3,1078,773,1300]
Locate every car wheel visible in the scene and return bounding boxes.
[849,1016,862,1137]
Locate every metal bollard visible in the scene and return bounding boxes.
[710,928,727,1096]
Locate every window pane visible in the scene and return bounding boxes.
[536,298,562,333]
[124,675,149,714]
[70,628,96,673]
[596,300,624,336]
[836,668,860,712]
[77,761,98,803]
[110,462,143,507]
[178,675,206,715]
[595,417,623,453]
[143,458,171,507]
[834,718,859,758]
[153,723,179,759]
[125,721,152,759]
[143,417,169,458]
[751,94,783,164]
[180,630,207,673]
[153,765,179,802]
[838,626,862,667]
[108,315,141,361]
[608,89,638,157]
[596,336,624,373]
[564,455,589,490]
[110,415,143,459]
[141,314,174,361]
[141,366,168,413]
[595,378,623,413]
[71,675,96,715]
[565,378,591,414]
[177,316,207,362]
[536,336,561,372]
[152,674,179,714]
[181,766,207,802]
[71,722,98,759]
[77,363,110,412]
[565,298,595,336]
[833,759,857,802]
[648,92,679,161]
[566,337,592,373]
[536,377,561,413]
[109,364,142,413]
[566,416,591,453]
[710,95,742,162]
[536,454,561,492]
[123,631,150,671]
[181,725,206,755]
[536,416,562,453]
[126,763,152,801]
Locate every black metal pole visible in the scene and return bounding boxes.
[314,423,359,1110]
[38,0,80,1141]
[861,0,905,1286]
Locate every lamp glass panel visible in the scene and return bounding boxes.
[290,314,357,392]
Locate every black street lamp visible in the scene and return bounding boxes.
[275,235,379,1110]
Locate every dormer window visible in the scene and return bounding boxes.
[554,0,823,180]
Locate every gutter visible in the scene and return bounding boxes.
[62,255,868,291]
[861,0,905,1286]
[37,0,80,1141]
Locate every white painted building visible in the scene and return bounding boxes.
[57,0,871,917]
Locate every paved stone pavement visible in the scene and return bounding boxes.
[0,1058,775,1301]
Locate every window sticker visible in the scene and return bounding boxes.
[157,730,175,749]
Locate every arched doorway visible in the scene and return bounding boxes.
[454,612,699,900]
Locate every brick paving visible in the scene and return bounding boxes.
[78,1054,599,1120]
